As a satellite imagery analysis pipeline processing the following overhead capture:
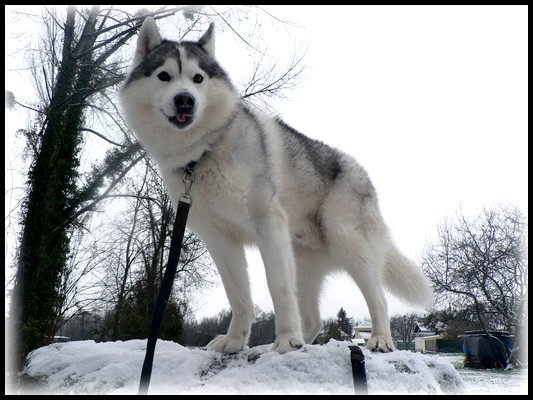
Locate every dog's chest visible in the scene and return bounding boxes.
[165,162,256,237]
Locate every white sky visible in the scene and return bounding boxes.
[5,6,528,323]
[190,5,529,321]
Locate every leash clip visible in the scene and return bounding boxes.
[180,169,194,205]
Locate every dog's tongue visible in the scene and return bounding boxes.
[177,114,188,123]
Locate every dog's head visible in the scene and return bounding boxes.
[120,17,238,159]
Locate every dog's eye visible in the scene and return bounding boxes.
[193,74,204,84]
[157,72,171,82]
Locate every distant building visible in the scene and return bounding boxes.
[412,322,436,338]
[415,335,443,353]
[352,325,372,346]
[52,335,71,343]
[315,327,352,345]
[411,322,436,350]
[351,322,460,353]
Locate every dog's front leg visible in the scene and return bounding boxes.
[201,233,255,354]
[253,209,305,353]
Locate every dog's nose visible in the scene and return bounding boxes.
[174,93,195,112]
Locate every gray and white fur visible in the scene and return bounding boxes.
[120,17,434,354]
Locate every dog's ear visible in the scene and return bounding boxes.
[198,22,215,57]
[133,17,162,66]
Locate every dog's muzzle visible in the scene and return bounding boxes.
[168,93,195,129]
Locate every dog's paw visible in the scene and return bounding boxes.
[366,335,395,352]
[271,335,305,353]
[205,334,246,354]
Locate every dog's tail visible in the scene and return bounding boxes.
[383,246,434,309]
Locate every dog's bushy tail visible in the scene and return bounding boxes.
[383,247,434,309]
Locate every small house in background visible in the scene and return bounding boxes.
[413,322,463,353]
[415,335,443,353]
[352,325,372,346]
[52,335,71,343]
[352,322,464,353]
[339,329,352,341]
[314,327,352,345]
[411,321,440,353]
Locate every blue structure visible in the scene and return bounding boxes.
[460,330,513,369]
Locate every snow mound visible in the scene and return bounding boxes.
[17,339,467,395]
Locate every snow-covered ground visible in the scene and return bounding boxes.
[6,340,527,395]
[437,353,528,395]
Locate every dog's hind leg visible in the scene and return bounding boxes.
[201,233,255,354]
[322,186,396,352]
[345,258,395,352]
[329,234,395,351]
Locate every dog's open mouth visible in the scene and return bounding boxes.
[168,113,193,129]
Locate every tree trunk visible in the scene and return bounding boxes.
[10,5,100,371]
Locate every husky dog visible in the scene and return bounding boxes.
[120,17,434,354]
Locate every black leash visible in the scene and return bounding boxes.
[349,345,368,394]
[138,166,195,395]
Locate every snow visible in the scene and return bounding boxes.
[437,353,528,396]
[7,339,527,395]
[4,339,470,395]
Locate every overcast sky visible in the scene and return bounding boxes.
[5,5,528,322]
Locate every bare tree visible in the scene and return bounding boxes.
[390,312,420,349]
[98,159,217,341]
[421,307,477,341]
[7,5,187,371]
[249,306,276,347]
[183,308,233,347]
[421,204,527,366]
